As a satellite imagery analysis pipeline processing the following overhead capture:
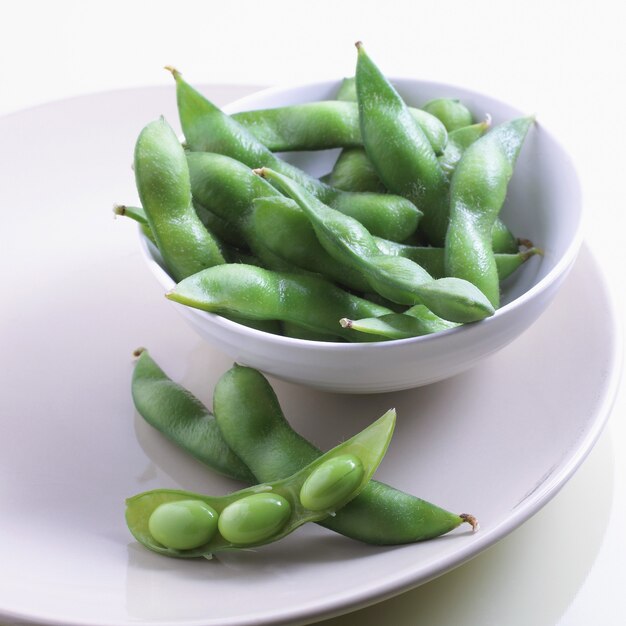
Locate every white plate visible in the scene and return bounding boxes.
[0,86,620,626]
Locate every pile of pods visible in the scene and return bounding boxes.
[126,350,477,557]
[117,41,538,342]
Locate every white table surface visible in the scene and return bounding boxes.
[1,1,624,624]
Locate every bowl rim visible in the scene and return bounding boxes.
[144,77,584,350]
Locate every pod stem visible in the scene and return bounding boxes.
[460,513,479,532]
[164,65,181,79]
[339,318,353,329]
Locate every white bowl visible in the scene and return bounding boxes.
[140,78,583,393]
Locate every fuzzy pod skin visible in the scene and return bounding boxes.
[166,263,393,342]
[131,349,256,483]
[257,167,494,324]
[170,68,420,242]
[445,116,534,308]
[125,408,396,557]
[232,100,448,155]
[422,98,474,132]
[133,117,225,282]
[213,365,474,544]
[355,42,450,246]
[187,153,370,292]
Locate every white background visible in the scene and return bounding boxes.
[1,1,625,624]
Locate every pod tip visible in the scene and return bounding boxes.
[355,40,363,50]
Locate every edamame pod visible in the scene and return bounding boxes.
[133,117,225,282]
[355,42,450,246]
[170,67,420,242]
[131,348,256,483]
[231,100,448,154]
[423,98,474,132]
[125,409,396,557]
[445,116,534,307]
[340,304,459,340]
[374,237,541,281]
[187,153,371,292]
[166,263,393,341]
[326,147,387,193]
[256,167,494,323]
[214,365,477,544]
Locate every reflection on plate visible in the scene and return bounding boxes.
[0,86,620,626]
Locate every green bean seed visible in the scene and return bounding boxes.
[218,493,291,545]
[300,455,364,512]
[149,499,218,550]
[125,409,396,557]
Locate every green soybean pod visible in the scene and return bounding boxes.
[422,98,474,132]
[166,263,393,341]
[187,152,370,291]
[355,42,450,246]
[334,77,448,154]
[340,304,459,340]
[250,196,371,293]
[326,147,387,193]
[131,348,256,483]
[374,238,541,281]
[256,167,494,323]
[214,365,477,544]
[230,102,447,154]
[125,408,396,558]
[134,117,225,282]
[169,67,420,242]
[446,116,534,307]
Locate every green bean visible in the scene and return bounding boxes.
[423,97,474,132]
[166,263,393,341]
[187,152,370,292]
[374,237,541,281]
[326,147,387,193]
[355,42,450,246]
[340,305,459,340]
[131,348,255,483]
[336,76,357,102]
[256,167,494,323]
[231,100,448,154]
[214,365,477,544]
[439,119,491,178]
[446,116,534,307]
[169,67,421,242]
[251,196,371,292]
[133,117,225,282]
[125,408,396,557]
